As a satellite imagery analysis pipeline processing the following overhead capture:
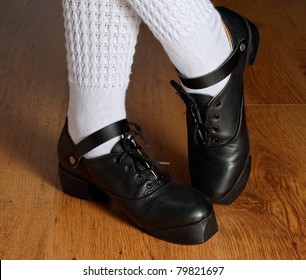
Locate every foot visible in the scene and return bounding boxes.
[57,119,218,244]
[171,7,260,204]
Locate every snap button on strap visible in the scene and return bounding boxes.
[178,39,248,89]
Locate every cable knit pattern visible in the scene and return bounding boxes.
[126,0,231,96]
[62,0,231,158]
[62,0,141,158]
[126,0,215,44]
[62,0,141,90]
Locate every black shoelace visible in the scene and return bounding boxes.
[171,80,211,146]
[118,122,169,180]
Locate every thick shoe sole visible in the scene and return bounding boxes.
[58,165,218,245]
[148,212,218,245]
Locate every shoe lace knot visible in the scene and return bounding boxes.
[118,122,169,180]
[171,80,212,146]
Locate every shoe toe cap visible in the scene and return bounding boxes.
[140,182,214,231]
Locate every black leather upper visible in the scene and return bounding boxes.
[175,7,256,202]
[58,120,213,231]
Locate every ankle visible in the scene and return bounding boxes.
[180,75,230,97]
[67,85,126,158]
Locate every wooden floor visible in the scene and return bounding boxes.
[0,0,305,260]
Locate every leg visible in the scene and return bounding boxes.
[172,8,260,204]
[63,0,140,158]
[59,0,218,244]
[125,0,259,203]
[126,0,231,96]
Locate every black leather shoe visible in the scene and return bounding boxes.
[171,7,260,204]
[57,119,218,244]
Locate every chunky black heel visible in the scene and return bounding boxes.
[58,119,218,244]
[172,7,259,204]
[58,165,94,200]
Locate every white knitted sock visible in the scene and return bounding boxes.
[126,0,231,96]
[62,0,141,158]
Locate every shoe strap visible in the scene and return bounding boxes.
[69,119,128,168]
[178,39,247,89]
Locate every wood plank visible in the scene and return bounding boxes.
[0,0,305,259]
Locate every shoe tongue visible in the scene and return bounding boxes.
[110,139,149,171]
[190,94,212,108]
[110,138,145,158]
[110,139,124,153]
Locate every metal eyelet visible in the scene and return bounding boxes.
[215,101,221,107]
[213,137,219,143]
[213,126,219,132]
[125,165,133,172]
[214,113,220,120]
[146,181,153,188]
[136,174,144,181]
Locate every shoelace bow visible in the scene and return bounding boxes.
[170,80,211,146]
[118,122,169,180]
